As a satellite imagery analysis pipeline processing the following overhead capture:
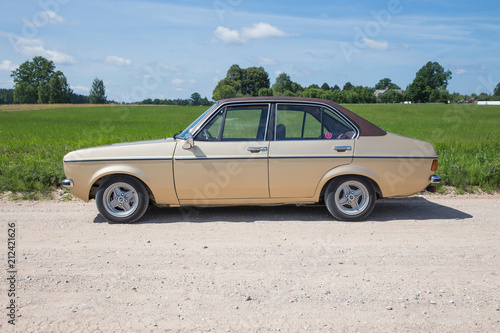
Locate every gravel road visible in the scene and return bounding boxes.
[1,194,499,332]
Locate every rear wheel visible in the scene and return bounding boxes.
[325,176,376,221]
[96,175,149,223]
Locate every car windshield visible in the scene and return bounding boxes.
[175,103,217,139]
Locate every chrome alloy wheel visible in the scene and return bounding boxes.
[334,180,370,216]
[102,182,139,218]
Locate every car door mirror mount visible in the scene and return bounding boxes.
[182,135,194,150]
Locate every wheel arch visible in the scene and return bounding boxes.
[89,171,156,204]
[316,165,383,203]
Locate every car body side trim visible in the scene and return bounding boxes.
[64,158,172,163]
[269,155,437,159]
[174,156,268,161]
[354,156,438,159]
[269,156,352,159]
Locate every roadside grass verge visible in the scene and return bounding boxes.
[0,103,498,196]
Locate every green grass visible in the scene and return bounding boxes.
[0,103,498,195]
[0,105,205,193]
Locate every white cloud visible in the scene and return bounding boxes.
[172,78,196,86]
[455,69,467,75]
[70,85,89,94]
[4,33,75,64]
[40,11,65,25]
[23,11,65,28]
[172,78,185,85]
[214,26,242,44]
[214,22,292,44]
[105,55,132,66]
[242,22,290,39]
[361,38,389,51]
[258,56,278,66]
[172,78,196,92]
[0,60,16,71]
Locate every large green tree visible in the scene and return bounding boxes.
[212,85,236,100]
[38,79,50,104]
[406,61,452,102]
[11,56,55,103]
[48,71,72,103]
[89,78,107,104]
[343,82,353,91]
[242,67,270,96]
[272,73,293,94]
[494,82,500,96]
[212,65,270,99]
[375,78,400,90]
[272,72,303,96]
[190,92,201,106]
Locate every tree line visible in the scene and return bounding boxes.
[0,87,89,105]
[137,92,212,106]
[213,63,500,104]
[5,56,500,106]
[8,56,106,105]
[7,56,210,106]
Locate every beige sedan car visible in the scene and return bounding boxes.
[62,97,440,223]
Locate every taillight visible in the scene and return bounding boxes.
[431,159,438,171]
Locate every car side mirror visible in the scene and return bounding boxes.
[182,135,194,150]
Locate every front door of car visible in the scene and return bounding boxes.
[269,103,355,198]
[174,104,270,203]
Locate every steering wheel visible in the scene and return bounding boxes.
[336,131,354,139]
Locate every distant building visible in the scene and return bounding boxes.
[374,87,404,97]
[477,101,500,105]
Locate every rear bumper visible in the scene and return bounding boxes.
[425,175,441,193]
[430,175,441,184]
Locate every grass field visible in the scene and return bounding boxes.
[0,103,498,196]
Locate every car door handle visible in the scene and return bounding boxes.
[247,147,268,153]
[334,146,352,152]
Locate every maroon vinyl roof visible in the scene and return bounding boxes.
[218,96,387,137]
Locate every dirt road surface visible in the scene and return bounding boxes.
[1,194,499,332]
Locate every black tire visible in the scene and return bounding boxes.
[96,175,149,223]
[325,176,376,221]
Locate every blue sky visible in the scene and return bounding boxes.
[1,0,499,102]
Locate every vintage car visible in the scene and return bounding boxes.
[62,97,440,223]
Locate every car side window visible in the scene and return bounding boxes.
[275,104,355,140]
[275,104,322,140]
[322,108,355,140]
[196,105,269,141]
[196,110,223,141]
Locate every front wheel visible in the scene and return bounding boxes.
[96,175,149,223]
[325,176,376,221]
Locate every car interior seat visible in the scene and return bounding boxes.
[276,124,286,140]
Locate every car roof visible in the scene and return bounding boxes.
[218,96,387,137]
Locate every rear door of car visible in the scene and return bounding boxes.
[174,104,270,203]
[268,103,356,198]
